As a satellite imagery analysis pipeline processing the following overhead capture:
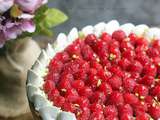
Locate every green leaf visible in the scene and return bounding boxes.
[43,8,68,28]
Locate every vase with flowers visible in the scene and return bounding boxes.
[0,0,68,119]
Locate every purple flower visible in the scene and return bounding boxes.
[0,0,14,13]
[0,0,48,48]
[15,0,48,13]
[0,19,35,47]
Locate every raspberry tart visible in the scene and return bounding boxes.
[27,20,160,120]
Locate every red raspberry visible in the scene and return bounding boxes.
[133,101,148,116]
[85,34,97,47]
[109,66,124,77]
[129,60,143,73]
[128,33,138,45]
[150,85,160,100]
[118,104,133,116]
[97,69,110,82]
[138,75,154,86]
[122,49,135,61]
[90,91,106,104]
[72,80,85,91]
[43,80,55,93]
[99,82,112,96]
[135,38,148,47]
[90,61,103,71]
[79,86,93,98]
[120,41,134,51]
[135,53,150,66]
[65,88,79,102]
[109,91,124,106]
[77,107,90,120]
[108,75,122,90]
[53,96,65,107]
[66,43,81,55]
[152,39,160,49]
[120,113,134,120]
[45,72,60,84]
[100,32,112,43]
[48,88,60,101]
[90,103,103,113]
[76,97,90,107]
[89,112,105,120]
[54,52,70,63]
[147,47,159,58]
[118,58,131,70]
[148,106,160,119]
[58,78,71,91]
[63,102,75,112]
[123,93,139,105]
[134,84,149,97]
[81,45,95,61]
[136,113,150,120]
[143,64,157,77]
[112,30,126,42]
[123,77,136,92]
[104,105,118,117]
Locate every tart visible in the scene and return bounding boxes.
[27,20,160,120]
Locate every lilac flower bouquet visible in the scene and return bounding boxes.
[0,0,68,48]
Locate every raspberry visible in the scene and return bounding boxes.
[90,91,106,104]
[118,58,131,70]
[79,86,93,98]
[147,47,159,58]
[123,77,136,92]
[49,60,63,73]
[85,34,97,47]
[108,75,122,90]
[100,32,112,43]
[66,43,81,56]
[89,112,105,120]
[134,84,149,97]
[72,80,85,91]
[112,30,126,42]
[81,45,95,61]
[152,39,160,48]
[43,80,55,93]
[118,104,133,116]
[63,102,75,112]
[65,88,79,102]
[109,91,124,106]
[120,41,134,51]
[109,66,124,77]
[138,75,154,86]
[123,93,139,105]
[136,113,150,120]
[48,88,60,101]
[135,38,149,47]
[104,105,118,117]
[150,85,160,100]
[53,96,65,107]
[129,60,143,73]
[148,106,160,119]
[143,64,157,77]
[99,82,112,96]
[120,114,134,120]
[58,78,71,91]
[90,103,103,113]
[76,97,90,107]
[122,49,135,61]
